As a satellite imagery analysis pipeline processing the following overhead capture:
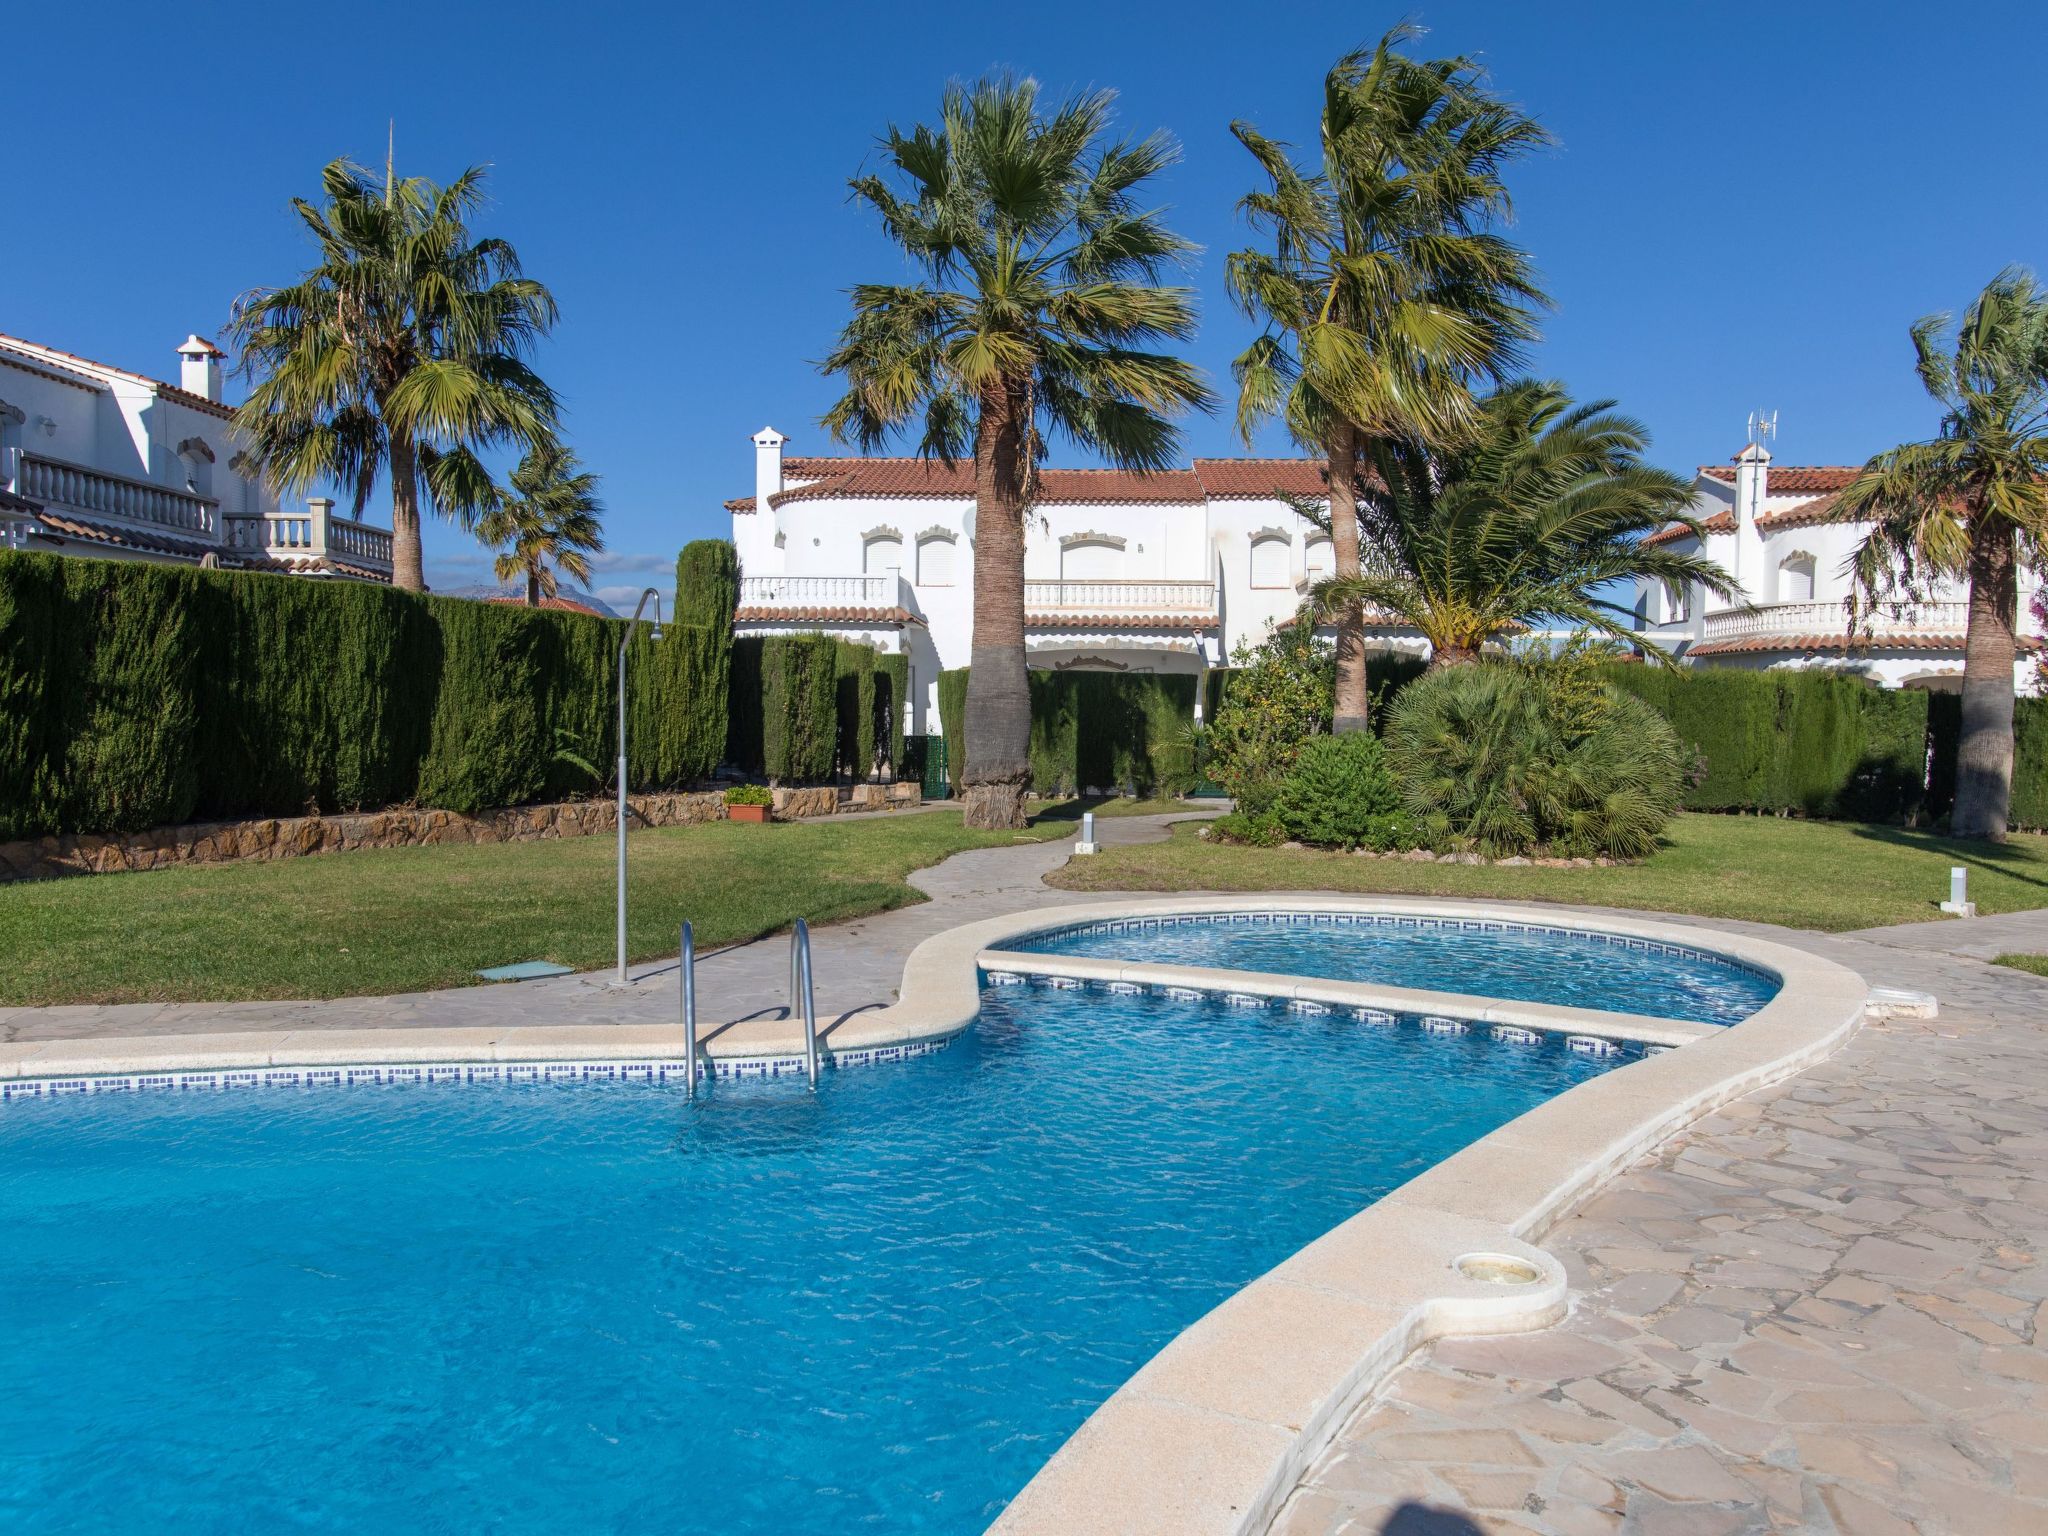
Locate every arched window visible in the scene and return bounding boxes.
[863,534,903,577]
[1249,533,1290,589]
[1665,581,1691,623]
[1303,537,1334,586]
[177,436,215,499]
[1059,537,1123,582]
[1778,552,1816,602]
[916,533,955,587]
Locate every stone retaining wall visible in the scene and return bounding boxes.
[2,780,927,883]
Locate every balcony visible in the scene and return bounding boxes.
[221,504,394,575]
[739,573,911,610]
[1699,599,1969,645]
[1024,579,1217,616]
[16,454,217,537]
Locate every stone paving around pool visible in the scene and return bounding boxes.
[1271,925,2048,1536]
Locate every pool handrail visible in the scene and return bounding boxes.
[790,919,820,1089]
[680,920,699,1099]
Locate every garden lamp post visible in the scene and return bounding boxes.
[614,587,665,986]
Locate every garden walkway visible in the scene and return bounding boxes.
[1272,916,2048,1536]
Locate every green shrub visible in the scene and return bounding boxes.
[1207,628,1333,815]
[1388,662,1685,859]
[726,633,838,782]
[877,652,909,772]
[936,667,1198,797]
[1208,809,1288,847]
[723,783,771,806]
[937,666,970,797]
[417,600,549,813]
[1273,733,1402,847]
[833,639,880,782]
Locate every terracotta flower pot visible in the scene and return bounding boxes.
[727,803,770,823]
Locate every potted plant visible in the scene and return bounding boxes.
[724,785,773,824]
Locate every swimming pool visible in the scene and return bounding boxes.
[1005,912,1780,1025]
[0,980,1629,1534]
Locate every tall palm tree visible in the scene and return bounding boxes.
[476,441,606,606]
[1229,25,1548,731]
[1834,270,2048,840]
[229,158,560,592]
[1314,380,1736,666]
[821,76,1212,830]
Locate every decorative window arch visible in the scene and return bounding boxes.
[861,525,904,577]
[177,436,215,498]
[1665,580,1692,623]
[1060,532,1124,581]
[915,528,956,587]
[1248,530,1291,590]
[1302,535,1335,586]
[1777,550,1817,602]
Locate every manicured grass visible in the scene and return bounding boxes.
[0,811,1066,1008]
[1994,954,2048,979]
[1028,795,1223,820]
[1046,813,2048,933]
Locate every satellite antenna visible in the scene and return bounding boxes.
[1746,410,1777,450]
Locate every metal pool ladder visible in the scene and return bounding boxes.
[790,918,820,1089]
[679,920,700,1099]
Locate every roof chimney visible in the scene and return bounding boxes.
[176,335,225,403]
[1732,440,1770,593]
[752,425,787,512]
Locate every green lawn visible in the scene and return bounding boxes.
[1046,813,2048,933]
[0,812,1066,1008]
[1028,795,1223,820]
[1994,954,2048,979]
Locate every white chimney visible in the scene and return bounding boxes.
[752,425,787,513]
[1731,440,1770,595]
[176,335,225,403]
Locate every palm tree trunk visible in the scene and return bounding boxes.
[526,569,541,607]
[960,381,1032,830]
[1952,518,2018,840]
[1427,641,1481,672]
[388,430,426,593]
[1327,423,1369,733]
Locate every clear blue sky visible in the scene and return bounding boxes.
[11,2,2044,609]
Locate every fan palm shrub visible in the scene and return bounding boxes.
[1316,380,1736,667]
[230,159,560,592]
[1386,659,1684,859]
[476,442,605,607]
[1229,24,1548,731]
[821,76,1212,828]
[1832,270,2048,840]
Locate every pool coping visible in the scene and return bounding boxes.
[0,895,1873,1536]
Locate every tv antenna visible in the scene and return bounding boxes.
[1746,410,1777,450]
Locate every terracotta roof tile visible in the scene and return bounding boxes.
[1698,464,1861,493]
[27,509,221,560]
[1192,458,1334,499]
[762,458,1205,509]
[0,332,238,419]
[485,594,606,615]
[1687,632,2043,657]
[734,604,925,626]
[0,487,43,514]
[225,552,393,583]
[1646,492,1847,547]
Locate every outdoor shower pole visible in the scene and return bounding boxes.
[615,588,665,986]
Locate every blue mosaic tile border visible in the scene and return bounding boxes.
[1014,911,1780,987]
[0,1038,952,1103]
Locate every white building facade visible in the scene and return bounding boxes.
[0,332,392,582]
[727,427,1425,732]
[1634,444,2043,694]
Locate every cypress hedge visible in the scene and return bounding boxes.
[935,666,1199,797]
[726,633,839,782]
[0,544,738,840]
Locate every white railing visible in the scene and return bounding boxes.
[220,503,394,573]
[1702,599,1969,643]
[1024,579,1217,613]
[740,573,905,608]
[17,454,217,536]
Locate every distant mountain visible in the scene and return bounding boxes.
[434,583,621,618]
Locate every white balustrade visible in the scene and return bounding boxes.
[1701,599,1970,643]
[1023,579,1217,613]
[18,454,217,536]
[740,574,901,607]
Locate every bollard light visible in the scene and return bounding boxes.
[1940,864,1975,918]
[1075,809,1100,857]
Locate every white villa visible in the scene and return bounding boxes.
[728,426,1425,732]
[1635,442,2044,694]
[0,331,393,582]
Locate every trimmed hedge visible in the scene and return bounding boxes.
[936,666,1198,796]
[1927,691,2048,831]
[728,633,901,784]
[1603,666,1934,821]
[0,544,736,838]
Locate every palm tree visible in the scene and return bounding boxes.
[1834,270,2048,840]
[1314,380,1737,666]
[229,158,560,592]
[476,441,606,606]
[1229,25,1549,731]
[821,76,1213,829]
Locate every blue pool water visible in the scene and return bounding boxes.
[0,983,1630,1534]
[1009,914,1779,1025]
